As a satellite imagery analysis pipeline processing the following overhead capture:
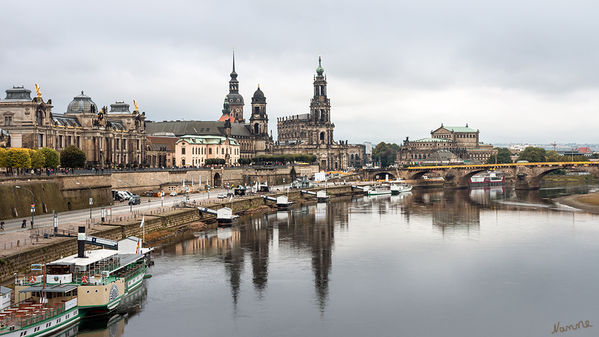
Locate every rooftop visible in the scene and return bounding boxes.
[442,126,477,133]
[49,249,118,267]
[177,135,239,146]
[413,138,451,143]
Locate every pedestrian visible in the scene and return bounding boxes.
[21,219,26,228]
[30,220,33,229]
[0,221,4,231]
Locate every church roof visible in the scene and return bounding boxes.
[146,120,252,138]
[218,114,236,122]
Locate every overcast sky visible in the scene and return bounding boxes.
[2,0,599,145]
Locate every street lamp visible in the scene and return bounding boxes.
[76,182,93,221]
[15,185,35,229]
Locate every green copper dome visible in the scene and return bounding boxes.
[316,56,324,76]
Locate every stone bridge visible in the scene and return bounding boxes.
[362,162,599,189]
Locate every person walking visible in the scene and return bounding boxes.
[0,221,4,231]
[21,219,26,228]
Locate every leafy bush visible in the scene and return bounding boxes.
[39,147,59,168]
[7,148,31,168]
[30,149,46,169]
[205,158,226,165]
[60,145,86,168]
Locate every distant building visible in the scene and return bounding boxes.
[0,86,146,167]
[397,124,496,164]
[175,135,240,167]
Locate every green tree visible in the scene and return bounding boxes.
[517,147,547,162]
[373,142,400,167]
[30,149,46,169]
[545,150,563,162]
[205,158,226,166]
[39,147,59,168]
[60,145,86,168]
[486,148,513,164]
[0,148,7,167]
[7,148,31,168]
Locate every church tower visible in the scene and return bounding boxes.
[250,84,268,136]
[226,51,245,123]
[309,57,334,145]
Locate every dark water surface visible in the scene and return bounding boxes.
[76,186,599,337]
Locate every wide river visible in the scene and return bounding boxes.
[74,185,599,337]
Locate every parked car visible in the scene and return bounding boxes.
[128,195,141,205]
[217,193,227,199]
[170,191,178,196]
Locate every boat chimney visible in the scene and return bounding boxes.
[78,226,86,258]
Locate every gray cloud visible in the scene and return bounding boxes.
[2,0,599,144]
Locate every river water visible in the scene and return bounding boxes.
[74,185,599,337]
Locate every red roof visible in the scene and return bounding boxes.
[577,147,592,154]
[218,114,235,122]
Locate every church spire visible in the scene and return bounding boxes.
[231,49,237,76]
[229,50,239,93]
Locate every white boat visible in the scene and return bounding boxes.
[368,188,392,196]
[390,183,412,195]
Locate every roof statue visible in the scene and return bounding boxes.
[133,99,139,112]
[35,84,42,98]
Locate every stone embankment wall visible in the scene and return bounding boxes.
[0,165,320,220]
[0,175,111,220]
[0,184,356,282]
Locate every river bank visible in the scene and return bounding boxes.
[0,185,361,282]
[556,192,599,214]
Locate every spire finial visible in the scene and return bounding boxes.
[257,83,260,89]
[232,48,236,73]
[316,56,324,76]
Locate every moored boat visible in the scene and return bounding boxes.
[469,171,505,187]
[15,228,152,318]
[0,286,81,337]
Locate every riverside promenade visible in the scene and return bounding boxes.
[0,183,361,282]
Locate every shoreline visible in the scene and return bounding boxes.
[556,193,599,214]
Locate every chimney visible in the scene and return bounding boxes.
[78,226,86,258]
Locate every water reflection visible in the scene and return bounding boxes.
[92,185,599,337]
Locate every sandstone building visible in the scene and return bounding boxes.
[274,58,364,170]
[0,86,146,167]
[397,124,496,164]
[146,53,273,160]
[175,135,240,167]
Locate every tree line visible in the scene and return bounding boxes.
[487,147,593,164]
[0,146,86,169]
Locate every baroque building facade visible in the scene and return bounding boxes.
[146,53,273,161]
[397,124,496,164]
[275,58,363,170]
[0,85,146,167]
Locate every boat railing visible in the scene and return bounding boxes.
[0,301,66,329]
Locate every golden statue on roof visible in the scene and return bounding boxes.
[133,99,139,111]
[34,84,42,98]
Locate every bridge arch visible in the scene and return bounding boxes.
[409,170,431,180]
[373,172,395,181]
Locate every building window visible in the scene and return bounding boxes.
[209,148,212,155]
[58,135,63,148]
[181,147,186,155]
[4,115,12,126]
